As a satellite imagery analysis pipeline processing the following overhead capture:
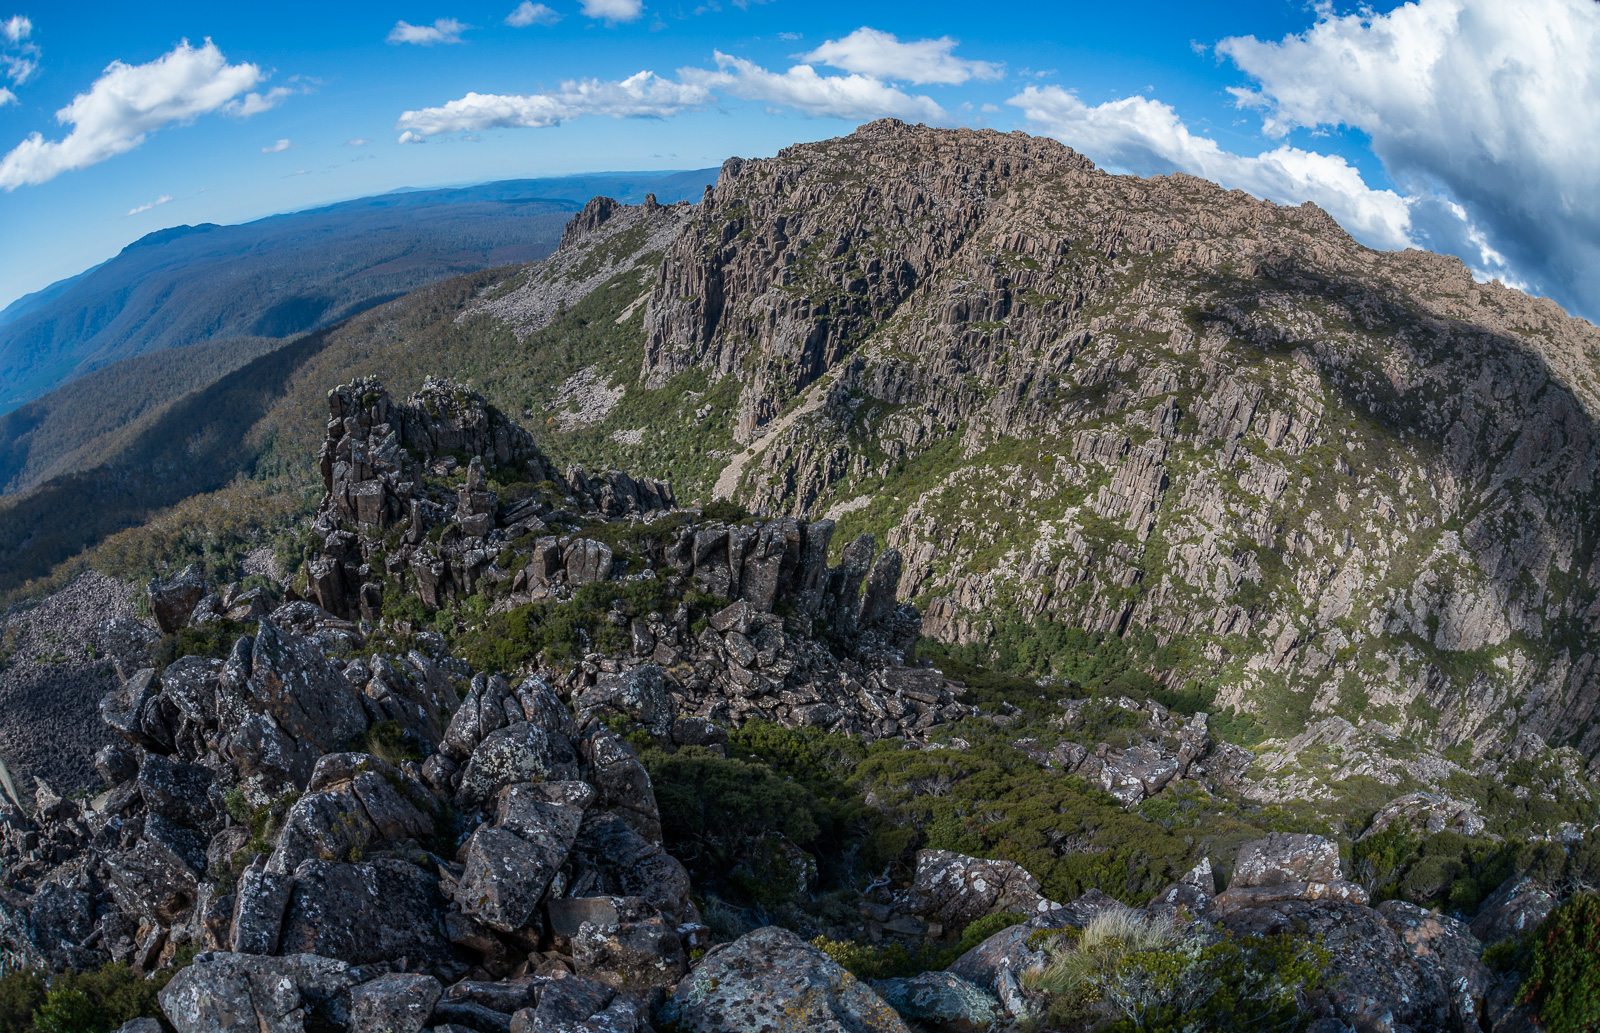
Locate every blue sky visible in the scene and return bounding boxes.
[1,0,1597,320]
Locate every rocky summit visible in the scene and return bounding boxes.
[2,120,1600,1033]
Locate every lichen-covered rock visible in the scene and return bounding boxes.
[574,665,676,740]
[275,859,453,966]
[871,971,1002,1032]
[662,926,910,1033]
[1377,900,1494,1032]
[1469,873,1558,945]
[148,566,208,634]
[157,951,359,1033]
[1230,833,1343,887]
[901,850,1057,927]
[456,722,580,809]
[347,972,443,1033]
[558,895,686,990]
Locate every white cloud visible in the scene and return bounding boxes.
[126,194,172,216]
[262,138,293,153]
[225,86,295,118]
[0,39,267,191]
[802,27,1002,85]
[1007,85,1415,252]
[0,86,13,106]
[346,138,368,146]
[396,69,713,137]
[396,48,951,141]
[691,52,947,121]
[1,13,38,85]
[506,2,560,26]
[387,19,469,45]
[1217,0,1600,318]
[581,0,642,22]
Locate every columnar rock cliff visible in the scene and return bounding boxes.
[603,120,1600,765]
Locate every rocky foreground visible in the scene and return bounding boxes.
[0,374,1589,1033]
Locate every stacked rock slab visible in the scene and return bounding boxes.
[308,376,673,620]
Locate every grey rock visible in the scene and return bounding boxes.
[148,565,208,634]
[457,721,580,809]
[250,618,369,754]
[578,728,661,843]
[231,859,294,955]
[903,849,1056,928]
[566,895,686,991]
[661,925,909,1033]
[1231,832,1342,887]
[1470,873,1557,945]
[574,665,676,739]
[276,858,453,966]
[158,951,358,1033]
[872,971,1002,1032]
[347,972,443,1033]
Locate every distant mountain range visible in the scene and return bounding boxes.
[0,169,716,414]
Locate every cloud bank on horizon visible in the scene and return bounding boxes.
[0,0,1595,322]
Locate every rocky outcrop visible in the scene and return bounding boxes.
[661,926,910,1033]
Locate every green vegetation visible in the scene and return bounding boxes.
[1488,894,1600,1033]
[1026,911,1329,1032]
[0,962,170,1033]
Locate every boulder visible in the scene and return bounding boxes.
[104,815,206,925]
[1469,873,1557,945]
[872,971,1002,1032]
[1230,833,1342,887]
[137,754,218,833]
[574,665,676,739]
[577,729,661,843]
[276,859,453,966]
[1378,900,1494,1032]
[457,722,580,810]
[148,566,208,634]
[347,972,443,1033]
[661,926,909,1033]
[558,895,686,990]
[570,811,692,922]
[250,619,369,754]
[454,822,570,933]
[231,860,294,955]
[1217,899,1443,1030]
[158,951,359,1033]
[902,850,1056,928]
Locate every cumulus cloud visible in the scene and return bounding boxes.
[802,27,1002,85]
[126,194,172,216]
[1,13,39,85]
[396,70,713,137]
[396,46,951,142]
[387,19,469,45]
[261,138,293,153]
[1216,0,1600,318]
[1007,85,1414,251]
[506,2,560,26]
[691,52,946,121]
[0,86,13,106]
[0,39,268,191]
[581,0,643,21]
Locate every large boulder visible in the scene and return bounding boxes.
[275,859,453,967]
[457,722,580,809]
[871,971,1001,1033]
[577,729,661,843]
[902,850,1057,928]
[1230,833,1342,887]
[158,951,359,1033]
[1469,873,1557,945]
[452,783,591,935]
[347,972,443,1033]
[148,566,208,634]
[1378,900,1495,1032]
[660,925,909,1033]
[250,619,369,754]
[574,665,676,740]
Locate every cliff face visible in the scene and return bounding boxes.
[622,120,1600,763]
